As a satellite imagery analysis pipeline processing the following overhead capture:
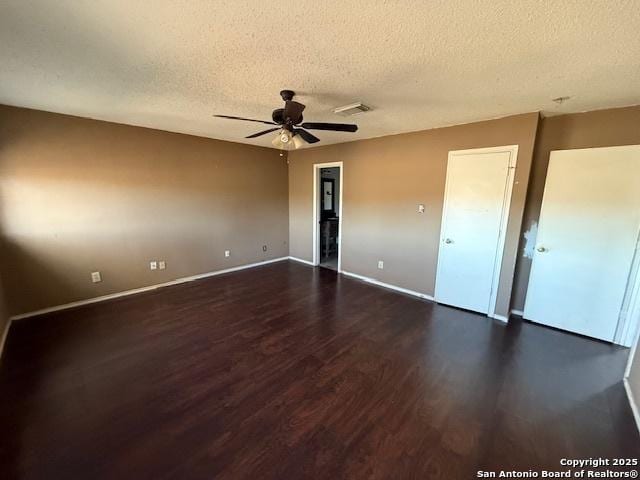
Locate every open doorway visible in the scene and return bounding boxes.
[313,162,343,271]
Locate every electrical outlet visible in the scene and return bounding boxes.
[378,260,384,270]
[91,271,102,283]
[225,250,230,258]
[262,245,267,252]
[158,261,166,270]
[418,204,425,213]
[150,261,157,270]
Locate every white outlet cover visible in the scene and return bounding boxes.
[159,261,166,270]
[418,204,425,213]
[225,250,230,257]
[91,271,102,283]
[378,261,384,269]
[150,261,157,270]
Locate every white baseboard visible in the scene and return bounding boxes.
[489,313,509,323]
[288,256,315,267]
[510,309,524,316]
[10,257,289,321]
[624,378,640,434]
[341,270,434,301]
[0,317,12,360]
[341,270,514,322]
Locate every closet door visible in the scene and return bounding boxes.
[523,146,640,342]
[435,146,517,315]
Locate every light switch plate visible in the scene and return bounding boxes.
[159,261,166,270]
[150,261,157,270]
[225,250,230,258]
[418,204,425,213]
[91,271,102,283]
[378,260,384,270]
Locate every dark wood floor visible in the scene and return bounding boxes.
[0,261,638,479]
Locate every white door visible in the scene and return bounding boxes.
[435,146,517,315]
[523,146,640,342]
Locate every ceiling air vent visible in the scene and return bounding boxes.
[333,102,370,116]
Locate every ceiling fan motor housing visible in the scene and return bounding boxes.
[280,90,295,101]
[272,108,284,124]
[272,109,302,129]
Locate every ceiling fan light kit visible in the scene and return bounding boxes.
[291,134,305,149]
[280,131,291,144]
[271,133,284,149]
[214,90,359,149]
[270,129,305,150]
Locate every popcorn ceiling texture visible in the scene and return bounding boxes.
[0,0,639,149]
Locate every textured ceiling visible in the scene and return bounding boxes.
[1,1,639,149]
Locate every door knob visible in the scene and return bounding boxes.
[536,246,548,253]
[444,238,453,244]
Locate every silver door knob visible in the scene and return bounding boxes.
[537,246,548,253]
[444,238,453,244]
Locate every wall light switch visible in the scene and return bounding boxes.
[225,250,230,258]
[150,261,157,270]
[418,204,425,213]
[158,261,166,270]
[378,260,384,270]
[91,271,102,283]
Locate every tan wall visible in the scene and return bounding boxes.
[0,274,8,346]
[0,105,289,316]
[511,106,640,312]
[6,104,637,320]
[289,113,539,318]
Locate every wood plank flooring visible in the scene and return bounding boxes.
[0,260,638,479]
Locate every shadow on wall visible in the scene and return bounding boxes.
[0,150,76,314]
[0,105,290,316]
[0,269,7,339]
[0,238,77,316]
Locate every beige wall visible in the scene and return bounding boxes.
[511,106,640,312]
[0,274,8,346]
[288,113,539,318]
[5,104,638,321]
[0,105,289,316]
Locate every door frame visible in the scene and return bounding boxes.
[617,232,640,346]
[313,162,343,271]
[435,145,518,320]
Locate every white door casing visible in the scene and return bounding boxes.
[312,162,343,270]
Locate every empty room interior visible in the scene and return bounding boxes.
[1,1,640,478]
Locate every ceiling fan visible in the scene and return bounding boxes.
[214,90,358,149]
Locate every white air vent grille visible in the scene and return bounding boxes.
[333,102,370,116]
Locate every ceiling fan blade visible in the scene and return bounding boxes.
[245,127,281,139]
[283,101,305,123]
[300,122,358,132]
[214,115,276,125]
[294,128,320,144]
